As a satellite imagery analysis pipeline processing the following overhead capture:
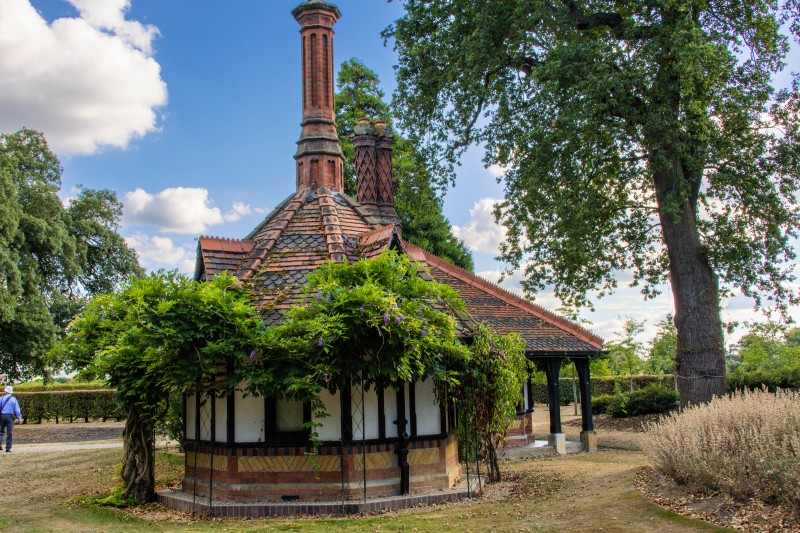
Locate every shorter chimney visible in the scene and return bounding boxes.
[353,119,399,226]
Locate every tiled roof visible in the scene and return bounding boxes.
[195,186,603,355]
[402,242,603,353]
[195,237,254,281]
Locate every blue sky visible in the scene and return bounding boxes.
[1,0,798,345]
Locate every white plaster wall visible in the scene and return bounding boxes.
[313,389,341,441]
[355,385,380,440]
[185,393,196,439]
[277,398,304,432]
[234,390,264,443]
[383,385,398,438]
[215,395,227,442]
[415,378,441,436]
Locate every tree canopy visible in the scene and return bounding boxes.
[0,129,142,380]
[54,272,267,501]
[335,58,475,272]
[386,0,800,405]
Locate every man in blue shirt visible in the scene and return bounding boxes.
[0,386,23,452]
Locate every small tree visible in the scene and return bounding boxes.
[606,319,645,391]
[53,272,265,502]
[647,315,678,376]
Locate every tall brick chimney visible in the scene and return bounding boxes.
[292,1,344,192]
[354,118,399,225]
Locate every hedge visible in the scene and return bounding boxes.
[530,375,676,406]
[727,365,800,392]
[16,390,124,423]
[13,381,110,392]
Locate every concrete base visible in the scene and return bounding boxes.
[580,430,598,452]
[548,432,566,455]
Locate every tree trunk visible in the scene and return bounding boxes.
[122,409,155,502]
[652,159,726,407]
[484,438,502,483]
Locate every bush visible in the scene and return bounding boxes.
[606,384,678,418]
[590,375,675,396]
[16,390,123,423]
[727,365,800,392]
[529,375,676,407]
[644,388,800,508]
[591,394,614,415]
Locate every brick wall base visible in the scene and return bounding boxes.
[181,434,461,502]
[505,412,535,447]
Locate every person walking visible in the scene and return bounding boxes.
[0,386,23,452]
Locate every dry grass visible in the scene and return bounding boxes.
[0,438,733,532]
[643,388,800,507]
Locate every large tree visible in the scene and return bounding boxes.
[0,129,142,380]
[336,58,475,271]
[386,1,800,405]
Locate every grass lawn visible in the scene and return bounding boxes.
[0,441,735,532]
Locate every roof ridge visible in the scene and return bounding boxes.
[402,240,603,349]
[317,188,347,262]
[336,190,383,229]
[244,188,308,241]
[200,235,250,242]
[239,190,307,279]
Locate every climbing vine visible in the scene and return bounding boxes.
[55,251,528,502]
[450,325,527,482]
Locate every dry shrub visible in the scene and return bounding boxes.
[643,388,800,508]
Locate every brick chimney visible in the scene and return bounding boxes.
[292,1,344,192]
[353,118,399,225]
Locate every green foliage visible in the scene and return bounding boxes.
[0,129,142,380]
[156,391,185,446]
[14,380,109,392]
[605,319,645,384]
[54,271,267,502]
[55,271,265,426]
[529,372,575,405]
[726,324,800,392]
[591,393,614,415]
[727,364,800,392]
[606,385,679,418]
[17,390,122,423]
[82,487,137,509]
[335,58,474,271]
[590,375,675,397]
[449,324,527,482]
[734,323,800,372]
[248,250,471,399]
[386,0,800,405]
[647,316,677,375]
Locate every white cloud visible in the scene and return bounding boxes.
[451,198,506,254]
[125,233,195,274]
[487,164,506,178]
[224,201,252,222]
[0,0,167,155]
[123,187,259,234]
